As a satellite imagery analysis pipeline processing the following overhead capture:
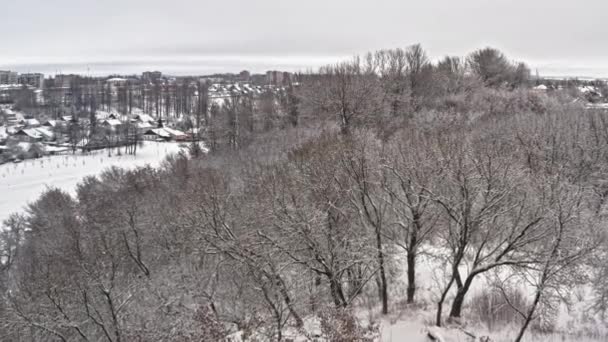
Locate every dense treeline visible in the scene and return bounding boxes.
[39,76,208,120]
[1,46,608,341]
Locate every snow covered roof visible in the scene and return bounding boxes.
[162,127,186,137]
[43,145,69,153]
[22,118,40,127]
[145,128,171,138]
[36,127,55,139]
[136,122,154,129]
[96,111,118,120]
[43,120,59,127]
[15,129,41,139]
[103,119,123,126]
[534,84,548,91]
[16,127,54,140]
[6,126,21,135]
[579,85,601,95]
[4,109,25,121]
[144,127,186,139]
[16,129,40,139]
[135,114,155,123]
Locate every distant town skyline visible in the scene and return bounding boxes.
[0,55,343,78]
[2,0,608,78]
[3,57,608,80]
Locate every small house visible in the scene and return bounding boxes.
[143,127,186,141]
[14,127,54,142]
[133,114,155,124]
[43,120,59,128]
[22,118,41,127]
[102,119,123,130]
[15,128,42,142]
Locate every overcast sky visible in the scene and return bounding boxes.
[1,0,607,77]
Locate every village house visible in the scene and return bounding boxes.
[43,120,60,128]
[14,127,54,142]
[21,118,41,127]
[101,119,123,130]
[143,127,186,141]
[95,111,119,121]
[131,114,156,133]
[133,114,155,124]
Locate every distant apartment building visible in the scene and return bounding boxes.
[238,70,251,82]
[0,70,18,85]
[250,74,266,85]
[18,73,44,89]
[265,70,294,86]
[53,74,76,88]
[283,71,295,85]
[266,70,284,85]
[142,71,162,82]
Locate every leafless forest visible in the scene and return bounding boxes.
[1,46,608,341]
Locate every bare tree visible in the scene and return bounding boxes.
[383,127,440,304]
[430,125,547,326]
[338,132,391,314]
[300,56,381,135]
[468,47,529,88]
[405,44,432,111]
[375,48,410,117]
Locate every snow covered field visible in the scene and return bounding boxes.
[0,141,182,224]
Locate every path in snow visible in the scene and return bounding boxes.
[381,319,428,342]
[0,142,182,224]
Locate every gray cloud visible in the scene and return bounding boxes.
[1,0,607,77]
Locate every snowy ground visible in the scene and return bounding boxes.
[380,319,428,342]
[0,141,182,224]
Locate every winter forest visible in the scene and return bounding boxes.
[2,45,608,342]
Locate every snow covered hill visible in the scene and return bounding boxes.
[0,141,182,223]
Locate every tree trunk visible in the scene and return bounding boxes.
[406,249,416,304]
[436,275,455,326]
[515,288,542,342]
[276,274,303,328]
[276,316,283,342]
[436,258,464,326]
[329,275,347,308]
[448,275,474,319]
[376,227,388,314]
[406,227,419,304]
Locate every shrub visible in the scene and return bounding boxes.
[318,307,378,342]
[470,286,527,331]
